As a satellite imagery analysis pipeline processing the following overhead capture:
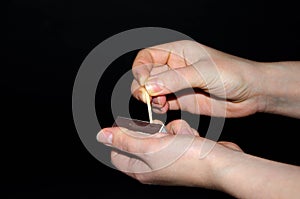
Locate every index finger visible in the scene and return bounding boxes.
[132,48,171,86]
[132,41,189,86]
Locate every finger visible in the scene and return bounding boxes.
[150,120,170,138]
[152,96,169,114]
[145,66,204,96]
[132,42,188,86]
[97,127,150,154]
[166,92,227,117]
[152,96,167,109]
[218,141,244,152]
[165,120,198,136]
[97,127,168,155]
[132,50,168,86]
[152,103,169,114]
[131,65,170,103]
[152,119,164,125]
[131,80,147,103]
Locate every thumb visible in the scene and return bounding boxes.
[97,127,150,154]
[145,66,204,96]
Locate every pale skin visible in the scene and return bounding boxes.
[97,40,300,199]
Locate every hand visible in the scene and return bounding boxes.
[131,40,266,117]
[96,120,300,199]
[96,119,242,187]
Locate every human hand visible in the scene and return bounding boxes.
[131,40,267,117]
[97,119,300,198]
[96,119,242,187]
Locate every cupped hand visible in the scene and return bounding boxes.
[97,119,243,187]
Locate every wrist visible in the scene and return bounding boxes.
[206,143,251,197]
[204,141,245,190]
[256,62,300,117]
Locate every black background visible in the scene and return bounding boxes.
[4,0,300,198]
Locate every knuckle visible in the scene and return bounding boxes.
[172,119,188,126]
[131,80,139,93]
[135,49,151,63]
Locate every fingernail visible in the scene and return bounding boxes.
[97,130,113,144]
[152,97,159,104]
[145,78,164,94]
